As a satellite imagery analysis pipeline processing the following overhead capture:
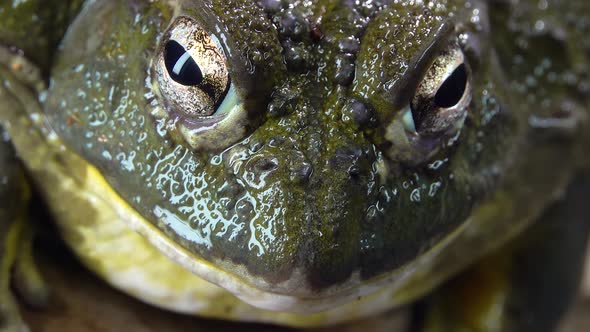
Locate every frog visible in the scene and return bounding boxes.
[0,0,589,331]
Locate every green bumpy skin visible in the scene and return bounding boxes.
[0,0,589,327]
[43,0,589,296]
[46,0,505,292]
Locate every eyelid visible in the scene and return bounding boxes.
[388,21,456,111]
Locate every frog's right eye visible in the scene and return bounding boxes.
[383,40,472,166]
[164,40,204,87]
[152,16,249,151]
[158,33,230,117]
[406,42,471,136]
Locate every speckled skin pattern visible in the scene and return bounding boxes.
[46,0,490,291]
[1,0,589,310]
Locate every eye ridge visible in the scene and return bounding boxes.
[164,40,204,86]
[434,63,468,108]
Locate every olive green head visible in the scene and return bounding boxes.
[43,0,589,311]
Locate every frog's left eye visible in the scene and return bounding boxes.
[384,41,472,166]
[152,16,249,151]
[404,42,471,135]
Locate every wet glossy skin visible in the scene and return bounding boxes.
[47,0,490,294]
[1,0,589,322]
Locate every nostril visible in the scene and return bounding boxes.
[290,162,313,183]
[329,146,363,170]
[327,145,374,183]
[347,165,361,181]
[255,157,279,173]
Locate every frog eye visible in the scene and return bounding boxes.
[404,42,472,135]
[384,41,472,166]
[158,34,230,117]
[152,16,249,151]
[164,40,204,87]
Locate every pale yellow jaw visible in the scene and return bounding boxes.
[14,130,405,327]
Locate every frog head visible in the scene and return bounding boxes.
[44,0,587,313]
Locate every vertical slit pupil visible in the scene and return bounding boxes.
[434,64,467,108]
[164,40,203,86]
